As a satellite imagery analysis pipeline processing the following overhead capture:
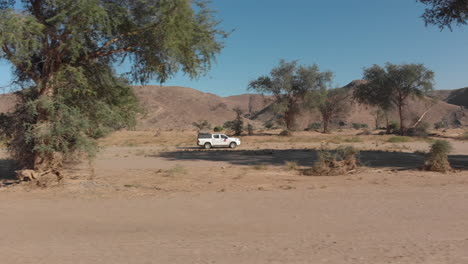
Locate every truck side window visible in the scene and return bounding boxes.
[214,135,220,139]
[221,135,228,139]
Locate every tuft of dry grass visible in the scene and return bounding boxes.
[253,164,268,170]
[305,146,359,176]
[424,140,453,173]
[285,161,299,171]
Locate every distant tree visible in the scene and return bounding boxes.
[354,63,434,134]
[0,0,226,178]
[192,120,212,131]
[315,88,351,133]
[248,60,333,131]
[418,0,468,30]
[224,107,243,136]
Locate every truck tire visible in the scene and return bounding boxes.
[229,142,237,149]
[204,143,212,149]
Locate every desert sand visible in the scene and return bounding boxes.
[1,130,468,263]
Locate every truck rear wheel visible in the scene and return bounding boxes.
[229,142,237,149]
[204,143,212,149]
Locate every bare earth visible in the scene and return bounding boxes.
[1,130,468,263]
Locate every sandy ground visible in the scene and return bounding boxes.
[1,129,468,263]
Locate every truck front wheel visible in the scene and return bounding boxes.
[229,142,237,149]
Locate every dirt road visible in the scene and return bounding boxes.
[1,186,468,264]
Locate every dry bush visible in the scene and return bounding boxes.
[424,140,453,173]
[279,130,292,137]
[305,146,359,176]
[285,161,299,171]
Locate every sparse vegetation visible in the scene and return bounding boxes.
[168,165,187,177]
[193,120,212,131]
[424,140,453,172]
[387,136,411,143]
[305,122,322,131]
[352,123,369,130]
[253,164,268,170]
[434,121,448,130]
[407,122,429,138]
[214,126,225,132]
[305,146,359,176]
[285,161,299,171]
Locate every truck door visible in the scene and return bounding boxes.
[212,134,223,146]
[220,134,230,146]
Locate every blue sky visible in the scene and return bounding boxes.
[1,0,467,96]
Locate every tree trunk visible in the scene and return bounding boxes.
[398,103,405,135]
[323,118,330,134]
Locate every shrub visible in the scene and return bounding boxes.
[434,121,448,130]
[285,161,299,171]
[305,146,359,176]
[213,126,224,132]
[279,130,292,136]
[387,121,400,133]
[264,120,274,129]
[352,123,368,129]
[407,125,429,137]
[424,140,452,172]
[306,122,322,131]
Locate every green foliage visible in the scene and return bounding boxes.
[434,121,448,129]
[353,63,434,134]
[248,60,333,130]
[0,0,226,170]
[388,121,401,133]
[407,122,430,137]
[192,120,212,131]
[418,0,468,30]
[264,120,274,129]
[352,123,369,129]
[224,107,243,136]
[425,140,453,172]
[213,126,224,132]
[314,88,350,133]
[306,122,322,131]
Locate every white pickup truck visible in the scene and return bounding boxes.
[197,133,241,149]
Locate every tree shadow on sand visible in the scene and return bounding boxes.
[160,149,468,170]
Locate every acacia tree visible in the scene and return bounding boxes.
[418,0,468,30]
[353,63,434,134]
[224,107,243,136]
[315,88,351,133]
[248,60,333,131]
[0,0,226,178]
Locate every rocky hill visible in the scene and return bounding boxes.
[0,83,467,130]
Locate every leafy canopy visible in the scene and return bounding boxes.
[418,0,468,30]
[354,63,434,133]
[248,60,333,130]
[0,0,226,169]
